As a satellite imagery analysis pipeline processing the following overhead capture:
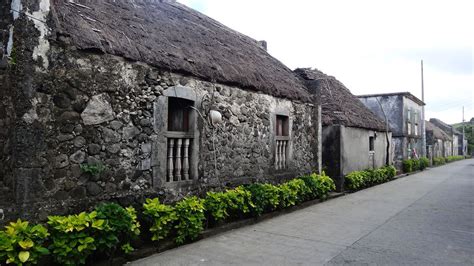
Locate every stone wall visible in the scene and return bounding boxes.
[2,33,319,222]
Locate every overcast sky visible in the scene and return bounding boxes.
[178,0,473,124]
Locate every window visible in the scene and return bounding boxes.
[407,122,412,135]
[369,136,375,152]
[414,123,418,136]
[275,115,289,170]
[153,86,200,188]
[168,97,192,132]
[276,115,289,136]
[407,108,411,121]
[166,97,194,182]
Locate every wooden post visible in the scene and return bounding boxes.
[167,139,175,182]
[183,138,190,180]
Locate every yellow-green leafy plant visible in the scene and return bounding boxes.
[245,183,281,216]
[204,186,254,224]
[47,211,105,265]
[143,198,177,241]
[173,196,205,245]
[0,219,49,265]
[94,203,141,257]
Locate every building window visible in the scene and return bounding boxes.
[407,122,412,135]
[275,115,289,170]
[168,97,192,132]
[166,97,194,182]
[369,136,375,152]
[407,108,411,121]
[414,123,418,136]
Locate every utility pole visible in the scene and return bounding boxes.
[421,60,426,157]
[462,106,465,156]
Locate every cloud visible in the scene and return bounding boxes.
[177,0,474,123]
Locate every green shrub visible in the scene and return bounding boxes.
[402,159,413,173]
[433,157,446,165]
[143,198,177,242]
[0,219,49,265]
[173,196,205,244]
[345,165,397,191]
[446,156,464,162]
[245,183,280,216]
[419,157,430,170]
[278,179,309,208]
[385,165,397,178]
[47,211,105,265]
[345,170,368,190]
[412,159,420,171]
[94,203,140,255]
[311,172,336,199]
[204,186,254,223]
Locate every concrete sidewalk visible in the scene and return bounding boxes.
[131,159,474,265]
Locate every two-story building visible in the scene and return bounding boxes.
[357,92,425,168]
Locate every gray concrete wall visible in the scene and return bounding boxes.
[358,95,403,136]
[340,126,391,176]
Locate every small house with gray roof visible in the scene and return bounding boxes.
[295,68,392,191]
[0,0,321,221]
[425,120,452,160]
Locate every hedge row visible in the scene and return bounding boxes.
[345,165,397,191]
[0,173,335,265]
[433,155,465,166]
[402,157,430,173]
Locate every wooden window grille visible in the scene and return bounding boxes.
[166,97,194,182]
[275,115,289,170]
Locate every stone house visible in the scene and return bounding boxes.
[425,120,452,161]
[295,68,391,191]
[0,0,321,221]
[357,92,425,168]
[429,118,467,156]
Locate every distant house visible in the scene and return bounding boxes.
[0,0,321,221]
[357,92,425,168]
[425,120,452,160]
[429,118,467,156]
[295,69,391,191]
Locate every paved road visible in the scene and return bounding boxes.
[131,159,474,265]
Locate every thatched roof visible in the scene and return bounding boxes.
[295,68,388,131]
[425,120,452,141]
[49,0,311,102]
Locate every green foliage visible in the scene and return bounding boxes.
[173,196,205,245]
[402,159,413,173]
[411,159,420,171]
[0,219,49,265]
[345,166,397,191]
[433,157,446,165]
[419,157,430,170]
[94,203,140,255]
[301,172,336,200]
[204,186,254,223]
[385,165,397,178]
[446,156,464,162]
[278,179,307,208]
[80,163,106,176]
[143,198,177,242]
[47,211,105,265]
[245,183,281,216]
